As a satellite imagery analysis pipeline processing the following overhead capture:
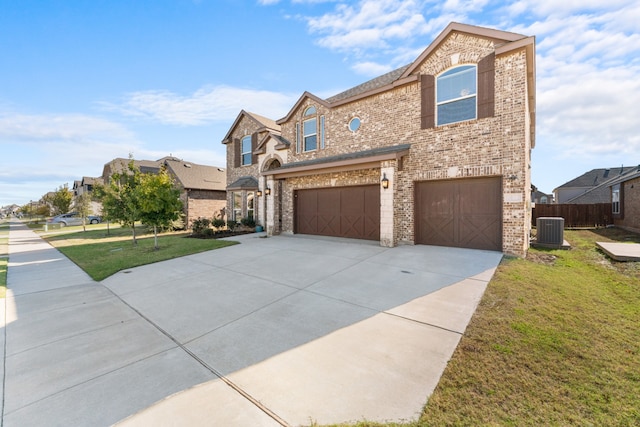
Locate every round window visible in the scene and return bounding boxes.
[349,117,361,132]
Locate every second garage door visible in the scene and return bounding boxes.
[415,177,502,251]
[295,185,380,241]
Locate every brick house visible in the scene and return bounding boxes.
[610,166,640,233]
[162,158,227,227]
[553,167,637,204]
[222,22,536,257]
[102,156,226,228]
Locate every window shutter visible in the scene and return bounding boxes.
[233,138,240,168]
[420,74,435,129]
[251,132,258,165]
[477,52,495,119]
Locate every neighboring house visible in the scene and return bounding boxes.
[101,156,227,228]
[532,186,553,204]
[609,166,640,233]
[223,22,536,257]
[554,167,636,204]
[162,158,227,227]
[101,157,165,182]
[72,176,103,214]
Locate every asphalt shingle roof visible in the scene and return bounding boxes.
[163,159,226,191]
[273,144,411,171]
[326,65,411,104]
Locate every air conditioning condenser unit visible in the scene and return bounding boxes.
[536,217,564,246]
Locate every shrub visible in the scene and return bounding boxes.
[212,218,226,230]
[227,220,238,231]
[240,217,256,228]
[191,217,211,235]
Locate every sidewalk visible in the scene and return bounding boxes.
[2,219,501,426]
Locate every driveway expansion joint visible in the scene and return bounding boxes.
[101,284,291,427]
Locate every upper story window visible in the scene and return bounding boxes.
[303,106,317,152]
[436,65,477,126]
[241,135,252,166]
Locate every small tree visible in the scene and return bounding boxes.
[75,192,93,232]
[95,158,143,245]
[138,167,183,250]
[49,185,73,215]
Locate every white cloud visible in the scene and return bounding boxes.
[351,61,393,76]
[307,0,429,53]
[0,113,136,142]
[103,85,298,126]
[0,112,144,205]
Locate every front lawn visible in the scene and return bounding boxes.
[45,226,238,281]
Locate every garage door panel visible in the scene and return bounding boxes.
[415,177,502,251]
[295,186,380,241]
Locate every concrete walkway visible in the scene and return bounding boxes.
[2,219,502,426]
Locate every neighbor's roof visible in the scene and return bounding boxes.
[564,165,640,203]
[555,167,637,191]
[163,158,226,191]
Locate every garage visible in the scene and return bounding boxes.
[415,177,502,251]
[295,185,380,241]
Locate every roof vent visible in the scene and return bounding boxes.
[184,163,192,168]
[603,169,610,178]
[218,168,225,172]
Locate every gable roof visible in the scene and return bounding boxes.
[254,132,291,155]
[221,110,281,144]
[276,92,330,125]
[273,22,535,149]
[400,22,530,79]
[555,167,637,191]
[606,166,640,186]
[560,165,640,203]
[163,158,226,191]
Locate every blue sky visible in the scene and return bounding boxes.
[1,0,639,208]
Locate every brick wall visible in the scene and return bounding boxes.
[185,190,226,227]
[616,176,640,233]
[225,115,262,221]
[274,32,532,256]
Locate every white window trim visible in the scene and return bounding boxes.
[303,117,317,152]
[612,184,621,214]
[241,136,252,166]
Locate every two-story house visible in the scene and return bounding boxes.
[223,22,536,257]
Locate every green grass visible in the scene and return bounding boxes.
[0,221,8,298]
[44,226,238,281]
[323,228,640,426]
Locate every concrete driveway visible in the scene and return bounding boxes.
[3,221,502,426]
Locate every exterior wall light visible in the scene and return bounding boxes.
[265,187,271,195]
[381,173,389,189]
[256,190,262,197]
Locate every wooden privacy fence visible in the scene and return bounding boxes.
[532,203,613,228]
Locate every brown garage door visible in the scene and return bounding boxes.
[295,185,380,241]
[415,177,502,251]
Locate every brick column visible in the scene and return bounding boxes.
[380,162,395,247]
[266,176,275,235]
